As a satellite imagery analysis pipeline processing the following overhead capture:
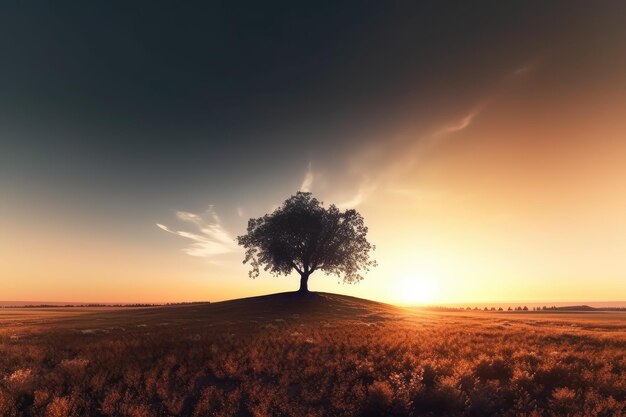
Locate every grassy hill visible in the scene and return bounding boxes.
[1,292,625,416]
[0,292,404,332]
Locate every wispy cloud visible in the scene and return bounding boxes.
[510,60,537,78]
[332,106,483,208]
[331,61,537,207]
[337,179,376,209]
[157,207,237,258]
[300,162,314,192]
[433,104,485,137]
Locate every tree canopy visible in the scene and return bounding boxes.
[237,192,376,293]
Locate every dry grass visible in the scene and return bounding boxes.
[1,292,625,416]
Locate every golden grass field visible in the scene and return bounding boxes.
[1,293,625,416]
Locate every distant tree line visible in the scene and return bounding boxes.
[1,301,210,308]
[425,305,626,312]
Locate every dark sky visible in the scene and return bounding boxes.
[3,1,613,199]
[2,2,626,302]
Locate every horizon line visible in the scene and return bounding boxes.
[2,295,626,308]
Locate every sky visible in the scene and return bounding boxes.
[1,2,626,305]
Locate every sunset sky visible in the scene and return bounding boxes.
[2,2,626,304]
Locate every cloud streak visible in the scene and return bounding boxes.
[157,207,238,258]
[337,179,377,209]
[300,162,314,192]
[433,105,484,137]
[330,61,537,207]
[332,106,483,209]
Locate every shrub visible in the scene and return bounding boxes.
[475,357,513,382]
[361,381,393,417]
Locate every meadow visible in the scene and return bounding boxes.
[1,293,625,417]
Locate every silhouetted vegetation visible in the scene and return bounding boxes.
[0,293,625,416]
[425,304,626,313]
[1,304,170,309]
[238,192,376,293]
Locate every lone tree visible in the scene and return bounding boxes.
[237,192,376,293]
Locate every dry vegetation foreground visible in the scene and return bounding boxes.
[1,293,625,417]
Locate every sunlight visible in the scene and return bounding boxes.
[394,275,440,305]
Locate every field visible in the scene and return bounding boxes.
[1,293,625,417]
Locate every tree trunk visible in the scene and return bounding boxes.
[298,272,310,293]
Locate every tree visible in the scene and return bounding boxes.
[237,192,376,293]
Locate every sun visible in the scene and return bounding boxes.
[394,276,440,305]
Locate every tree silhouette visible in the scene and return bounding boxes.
[237,192,376,293]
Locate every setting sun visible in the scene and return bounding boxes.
[394,276,440,305]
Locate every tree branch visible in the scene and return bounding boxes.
[290,261,303,275]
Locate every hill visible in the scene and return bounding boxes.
[165,291,401,322]
[0,292,404,332]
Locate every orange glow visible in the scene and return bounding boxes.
[2,86,626,305]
